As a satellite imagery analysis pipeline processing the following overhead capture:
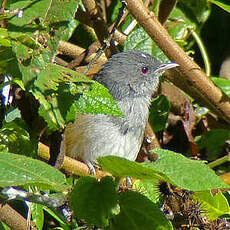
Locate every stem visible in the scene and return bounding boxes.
[190,29,211,77]
[208,154,230,169]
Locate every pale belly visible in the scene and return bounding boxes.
[64,113,145,163]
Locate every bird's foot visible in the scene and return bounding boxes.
[126,176,132,187]
[84,161,98,175]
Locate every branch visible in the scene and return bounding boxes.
[0,201,36,230]
[158,0,177,25]
[76,10,127,46]
[38,143,111,179]
[82,0,117,56]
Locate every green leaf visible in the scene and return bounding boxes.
[212,77,230,97]
[5,0,81,131]
[208,0,230,13]
[194,191,230,220]
[28,63,122,131]
[179,0,211,23]
[169,7,196,40]
[196,129,230,160]
[124,27,153,54]
[31,203,44,230]
[0,221,10,230]
[7,0,51,28]
[43,0,78,22]
[0,28,11,47]
[108,191,173,230]
[132,179,161,204]
[7,0,79,32]
[11,40,49,86]
[4,108,21,123]
[43,206,68,227]
[98,156,170,182]
[0,46,15,75]
[147,149,229,191]
[110,0,122,22]
[75,81,123,117]
[0,119,37,157]
[41,0,79,48]
[31,64,79,130]
[149,95,170,132]
[8,0,79,86]
[69,176,118,227]
[0,152,68,192]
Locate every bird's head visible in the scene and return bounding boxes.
[94,50,178,100]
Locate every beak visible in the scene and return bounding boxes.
[154,62,179,74]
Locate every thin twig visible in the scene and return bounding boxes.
[83,1,127,74]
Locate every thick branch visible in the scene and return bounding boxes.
[0,202,36,230]
[38,143,110,178]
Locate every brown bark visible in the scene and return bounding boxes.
[0,202,36,230]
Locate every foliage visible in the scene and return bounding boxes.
[0,0,230,229]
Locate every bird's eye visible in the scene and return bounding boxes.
[141,66,149,74]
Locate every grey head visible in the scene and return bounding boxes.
[94,50,178,101]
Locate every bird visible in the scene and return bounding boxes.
[64,50,178,172]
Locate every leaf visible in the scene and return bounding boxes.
[98,156,170,182]
[0,28,11,47]
[31,203,44,230]
[42,206,68,227]
[149,95,170,132]
[10,39,50,86]
[4,0,81,132]
[212,77,230,97]
[29,63,122,131]
[42,0,79,26]
[124,27,153,54]
[30,63,88,130]
[7,0,51,28]
[75,81,124,117]
[99,149,228,191]
[7,0,79,33]
[0,46,15,75]
[168,7,196,40]
[69,176,118,227]
[108,191,173,230]
[8,0,79,86]
[0,119,37,157]
[147,149,229,191]
[0,152,68,192]
[0,221,10,230]
[132,179,161,204]
[4,108,21,123]
[179,0,211,23]
[194,191,230,220]
[208,0,230,13]
[110,0,122,22]
[196,129,230,160]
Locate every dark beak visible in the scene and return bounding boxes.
[154,62,179,74]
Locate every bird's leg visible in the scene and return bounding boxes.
[84,161,97,175]
[126,176,132,187]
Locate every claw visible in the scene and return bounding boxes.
[85,161,96,175]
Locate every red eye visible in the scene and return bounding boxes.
[141,66,149,74]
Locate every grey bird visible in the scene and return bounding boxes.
[64,50,178,171]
